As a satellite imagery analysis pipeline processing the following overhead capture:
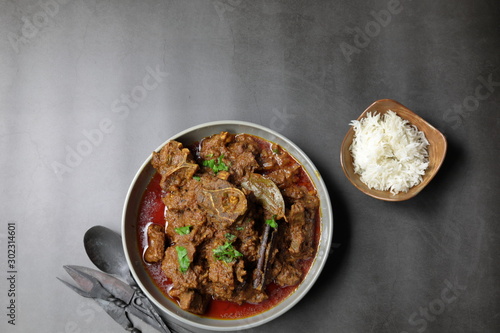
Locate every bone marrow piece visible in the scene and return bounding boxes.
[143,224,166,263]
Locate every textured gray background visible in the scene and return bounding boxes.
[1,0,499,332]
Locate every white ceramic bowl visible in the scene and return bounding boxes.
[122,120,333,331]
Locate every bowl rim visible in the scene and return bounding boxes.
[122,120,333,331]
[340,99,447,201]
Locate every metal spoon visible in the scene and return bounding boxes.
[83,225,134,284]
[83,226,178,333]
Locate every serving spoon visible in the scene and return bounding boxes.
[83,225,188,333]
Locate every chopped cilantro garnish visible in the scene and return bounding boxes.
[235,226,244,231]
[193,176,201,181]
[265,216,278,229]
[175,246,190,273]
[203,154,229,174]
[174,226,192,235]
[225,233,236,241]
[213,242,243,263]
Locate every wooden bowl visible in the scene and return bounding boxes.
[340,99,447,201]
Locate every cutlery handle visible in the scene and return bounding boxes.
[93,298,142,333]
[132,285,172,333]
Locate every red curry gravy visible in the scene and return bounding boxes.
[137,135,320,319]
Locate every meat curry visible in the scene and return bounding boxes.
[139,132,320,316]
